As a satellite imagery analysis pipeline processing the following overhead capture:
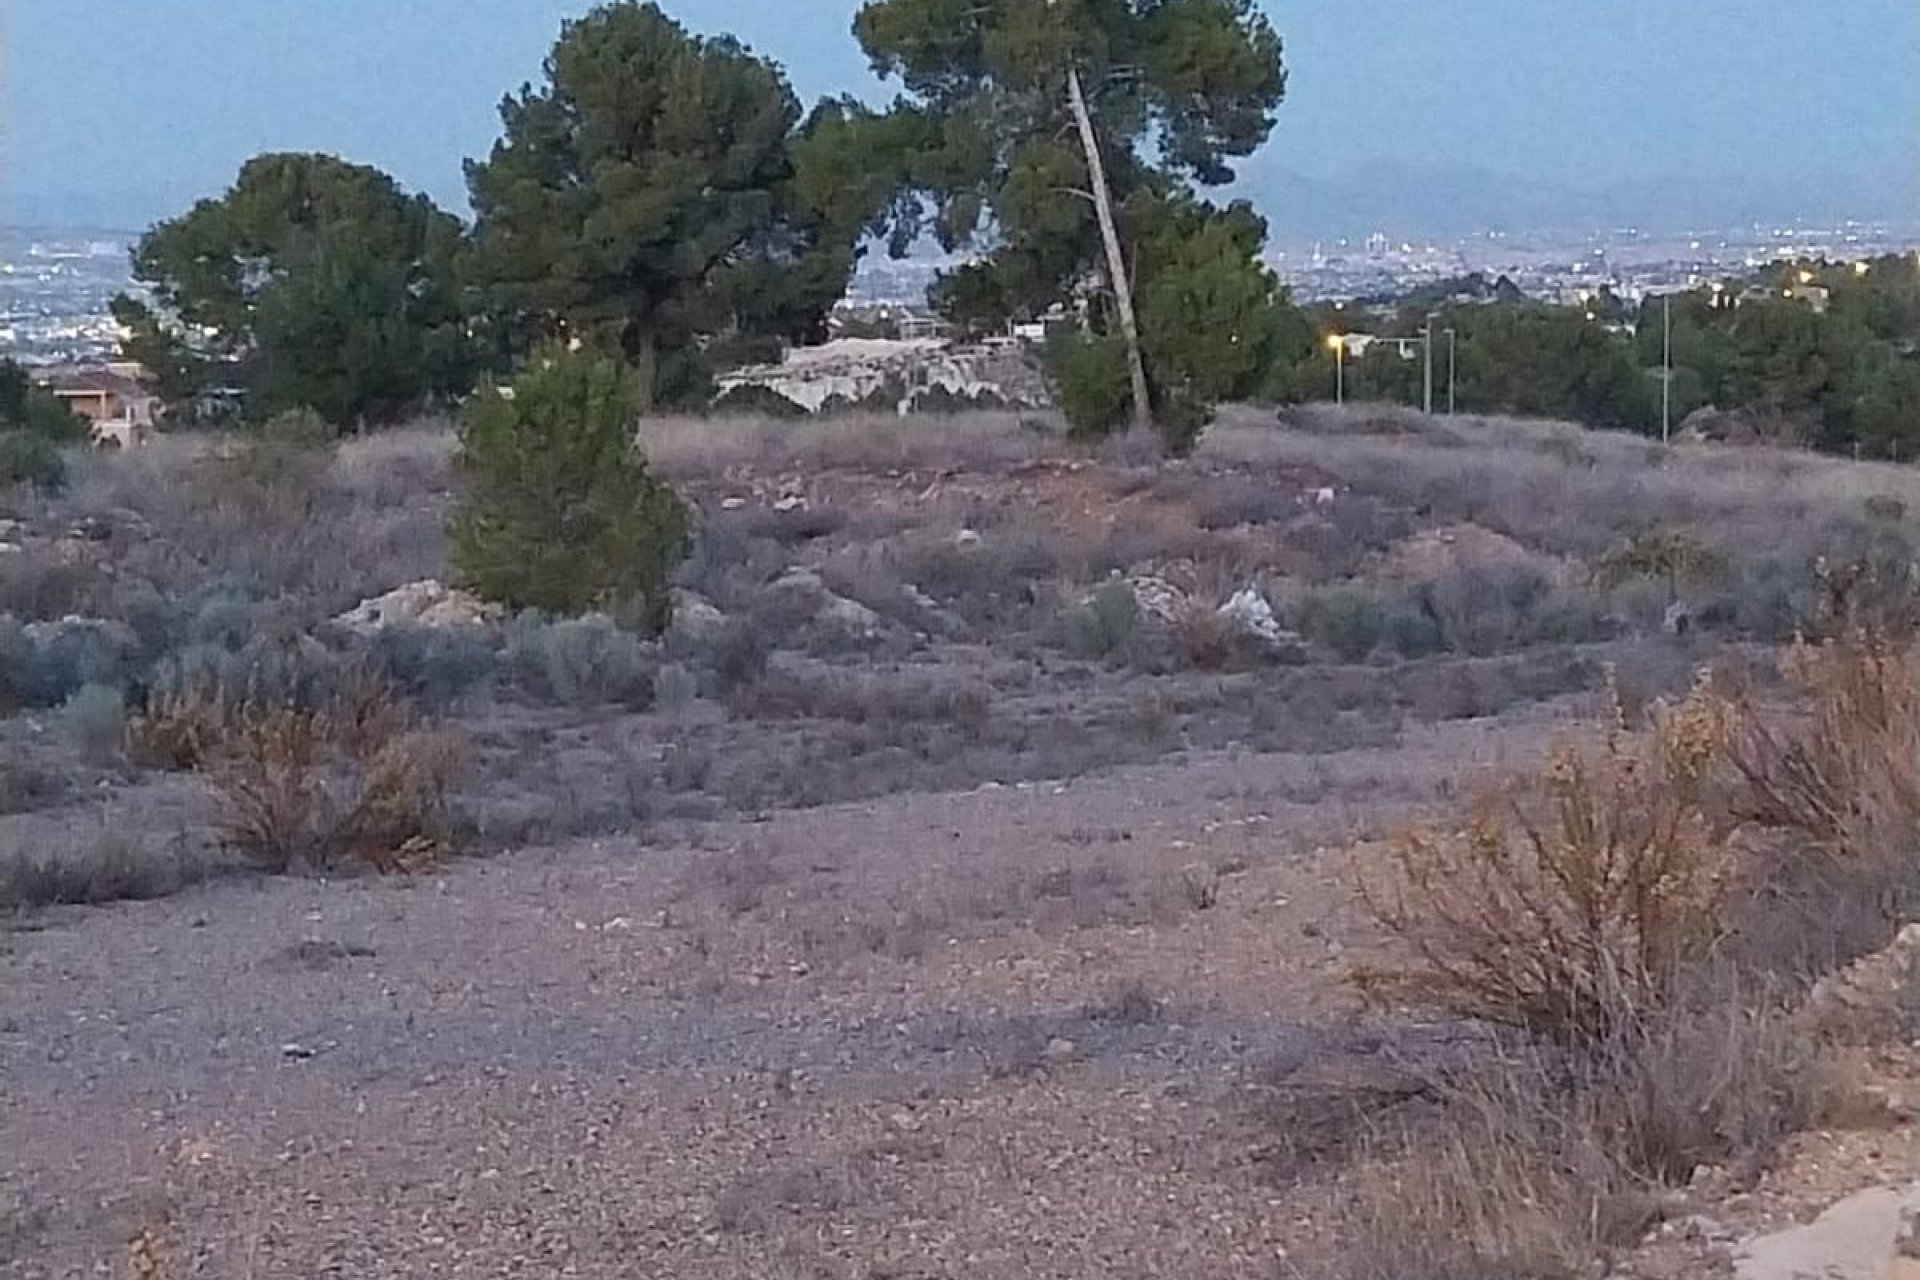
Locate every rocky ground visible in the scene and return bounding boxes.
[7,406,1920,1277]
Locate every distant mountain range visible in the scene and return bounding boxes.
[1234,159,1920,243]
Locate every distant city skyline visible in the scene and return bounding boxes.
[5,1,1918,234]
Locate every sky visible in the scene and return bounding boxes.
[4,0,1917,232]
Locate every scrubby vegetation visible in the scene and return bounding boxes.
[1326,595,1920,1278]
[7,404,1920,911]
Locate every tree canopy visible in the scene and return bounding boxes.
[852,0,1289,447]
[465,2,869,408]
[113,152,473,428]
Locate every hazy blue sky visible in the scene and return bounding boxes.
[6,0,1916,229]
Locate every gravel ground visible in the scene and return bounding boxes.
[2,713,1567,1279]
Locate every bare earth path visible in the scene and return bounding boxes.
[3,713,1564,1279]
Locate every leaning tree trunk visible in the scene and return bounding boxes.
[1064,64,1153,434]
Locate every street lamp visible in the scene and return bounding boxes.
[1326,333,1346,405]
[1421,316,1436,416]
[1661,292,1672,444]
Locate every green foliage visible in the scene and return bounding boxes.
[114,153,474,427]
[465,2,862,405]
[1596,529,1725,601]
[450,347,690,632]
[1130,196,1287,450]
[853,0,1288,449]
[0,356,87,491]
[1061,581,1143,660]
[1269,257,1920,453]
[0,432,67,493]
[1045,330,1134,439]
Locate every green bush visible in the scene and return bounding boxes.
[450,347,690,633]
[1045,330,1133,440]
[0,431,67,492]
[1060,581,1142,660]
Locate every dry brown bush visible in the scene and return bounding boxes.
[207,692,457,875]
[130,670,457,875]
[1322,1003,1838,1280]
[126,682,231,771]
[1358,672,1738,1047]
[1723,621,1920,978]
[1727,627,1920,852]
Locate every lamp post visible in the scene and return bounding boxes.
[1326,333,1345,405]
[1422,316,1435,416]
[1661,292,1673,444]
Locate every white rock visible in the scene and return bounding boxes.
[772,495,807,513]
[335,579,502,633]
[953,528,982,548]
[1125,575,1187,623]
[1217,586,1286,646]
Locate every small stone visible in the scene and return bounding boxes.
[1044,1037,1078,1064]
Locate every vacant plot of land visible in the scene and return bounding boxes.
[5,407,1919,1277]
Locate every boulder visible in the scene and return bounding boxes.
[1217,587,1288,648]
[1125,575,1188,624]
[335,579,502,633]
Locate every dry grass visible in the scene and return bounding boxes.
[1332,580,1920,1276]
[0,831,211,910]
[207,694,457,874]
[1358,671,1738,1047]
[1728,628,1920,851]
[1723,612,1920,978]
[1324,999,1839,1280]
[128,669,458,875]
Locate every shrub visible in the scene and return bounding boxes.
[0,833,210,910]
[205,687,458,874]
[0,432,67,492]
[1595,528,1724,601]
[506,613,656,707]
[1294,584,1440,661]
[1416,566,1612,656]
[450,347,690,633]
[60,682,127,764]
[130,634,349,768]
[1058,581,1141,660]
[1045,330,1133,441]
[1724,626,1920,975]
[1323,1003,1834,1280]
[1727,628,1920,851]
[1358,672,1738,1047]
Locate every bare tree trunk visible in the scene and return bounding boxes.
[1064,64,1153,434]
